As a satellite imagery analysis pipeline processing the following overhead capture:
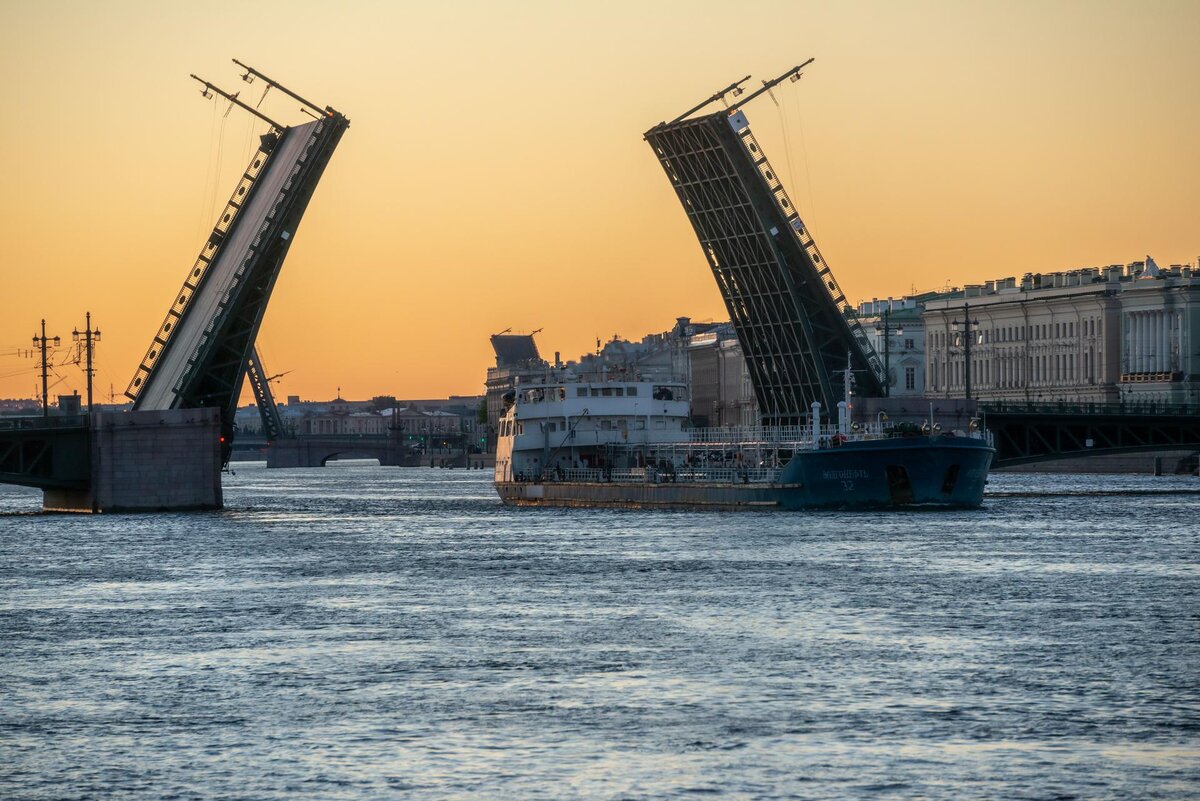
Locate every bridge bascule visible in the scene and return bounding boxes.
[0,61,349,512]
[645,60,886,424]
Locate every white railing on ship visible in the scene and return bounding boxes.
[545,466,782,484]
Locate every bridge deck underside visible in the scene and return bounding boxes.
[646,113,882,424]
[988,410,1200,466]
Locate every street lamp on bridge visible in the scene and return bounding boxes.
[952,303,981,400]
[874,307,904,398]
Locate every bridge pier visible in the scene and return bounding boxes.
[43,409,223,513]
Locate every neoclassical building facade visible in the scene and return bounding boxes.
[923,262,1200,405]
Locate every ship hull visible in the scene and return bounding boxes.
[496,436,993,510]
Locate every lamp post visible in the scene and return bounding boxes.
[874,307,904,398]
[952,303,980,400]
[72,312,101,415]
[32,320,60,417]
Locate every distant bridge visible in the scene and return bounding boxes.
[264,432,483,468]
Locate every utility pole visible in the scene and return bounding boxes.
[72,312,101,415]
[32,320,60,417]
[953,303,979,400]
[874,306,904,398]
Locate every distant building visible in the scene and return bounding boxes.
[686,323,758,428]
[923,260,1200,405]
[855,294,946,398]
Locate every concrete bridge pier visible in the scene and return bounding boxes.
[43,408,223,513]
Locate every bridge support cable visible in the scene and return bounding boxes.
[645,62,884,424]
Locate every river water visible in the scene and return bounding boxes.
[1,464,1197,800]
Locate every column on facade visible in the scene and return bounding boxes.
[1123,313,1131,374]
[1133,312,1142,373]
[1147,311,1155,373]
[1148,311,1155,373]
[1156,311,1166,376]
[1133,311,1142,373]
[1133,312,1140,373]
[1152,311,1159,372]
[1173,311,1182,372]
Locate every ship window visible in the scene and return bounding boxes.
[615,388,624,396]
[602,388,613,397]
[626,387,637,396]
[635,420,645,430]
[577,388,587,397]
[517,423,523,435]
[591,389,600,397]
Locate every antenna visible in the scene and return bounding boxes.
[232,59,332,117]
[190,75,284,131]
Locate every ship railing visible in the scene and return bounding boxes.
[554,468,606,483]
[544,466,782,484]
[675,467,780,484]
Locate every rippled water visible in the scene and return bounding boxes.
[2,464,1198,800]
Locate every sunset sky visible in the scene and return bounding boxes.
[1,0,1197,404]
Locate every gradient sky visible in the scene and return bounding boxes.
[1,0,1197,404]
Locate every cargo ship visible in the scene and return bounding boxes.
[493,372,994,510]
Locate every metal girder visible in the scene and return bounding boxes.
[0,419,90,490]
[245,346,287,442]
[646,111,883,424]
[985,406,1200,466]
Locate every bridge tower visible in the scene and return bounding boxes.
[644,62,885,425]
[126,62,348,462]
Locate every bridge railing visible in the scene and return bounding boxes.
[981,401,1200,416]
[0,415,89,432]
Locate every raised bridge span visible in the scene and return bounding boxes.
[0,62,348,511]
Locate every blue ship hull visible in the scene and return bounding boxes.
[496,435,994,510]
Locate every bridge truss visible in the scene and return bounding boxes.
[645,63,884,424]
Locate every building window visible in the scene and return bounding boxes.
[905,366,916,391]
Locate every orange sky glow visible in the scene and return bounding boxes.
[1,0,1197,404]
